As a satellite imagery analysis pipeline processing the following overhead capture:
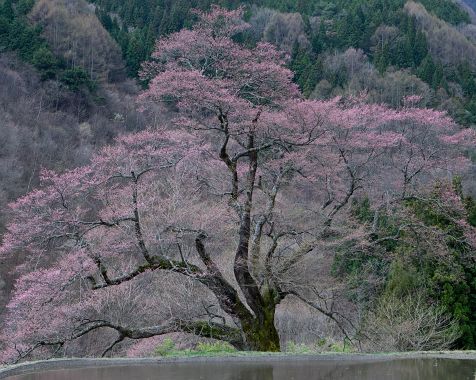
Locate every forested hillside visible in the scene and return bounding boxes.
[0,0,475,361]
[0,0,149,322]
[88,0,476,128]
[4,0,476,126]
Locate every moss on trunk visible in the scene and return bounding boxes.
[242,294,280,352]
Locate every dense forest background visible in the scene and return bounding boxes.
[88,0,476,126]
[0,0,475,353]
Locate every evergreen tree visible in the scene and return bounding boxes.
[1,0,14,21]
[417,54,435,84]
[375,43,390,74]
[458,62,476,97]
[432,62,445,90]
[413,30,428,66]
[31,46,58,80]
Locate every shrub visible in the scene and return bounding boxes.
[154,338,178,357]
[363,292,461,352]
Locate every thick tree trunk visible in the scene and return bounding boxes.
[242,302,280,352]
[215,122,283,352]
[232,130,282,352]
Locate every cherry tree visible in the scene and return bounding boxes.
[1,7,474,362]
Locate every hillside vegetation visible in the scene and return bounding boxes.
[30,0,125,82]
[86,0,476,128]
[0,0,148,324]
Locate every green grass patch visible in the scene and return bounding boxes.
[153,338,358,358]
[155,339,237,357]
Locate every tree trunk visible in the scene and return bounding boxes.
[241,293,281,352]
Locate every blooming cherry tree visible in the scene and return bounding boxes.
[1,7,474,362]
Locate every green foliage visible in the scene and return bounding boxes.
[91,0,249,75]
[341,186,476,350]
[155,338,177,356]
[464,196,476,227]
[5,19,44,60]
[0,16,10,41]
[14,0,34,15]
[0,0,97,92]
[405,187,476,348]
[87,0,476,124]
[124,27,155,77]
[290,44,323,96]
[351,198,373,224]
[384,259,423,298]
[329,340,353,353]
[333,250,389,305]
[417,55,446,89]
[60,68,96,92]
[457,62,476,97]
[0,0,14,21]
[285,339,353,353]
[419,0,470,24]
[194,341,236,354]
[0,0,46,58]
[31,46,58,80]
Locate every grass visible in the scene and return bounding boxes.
[285,339,354,354]
[153,338,360,358]
[155,339,238,357]
[151,338,476,359]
